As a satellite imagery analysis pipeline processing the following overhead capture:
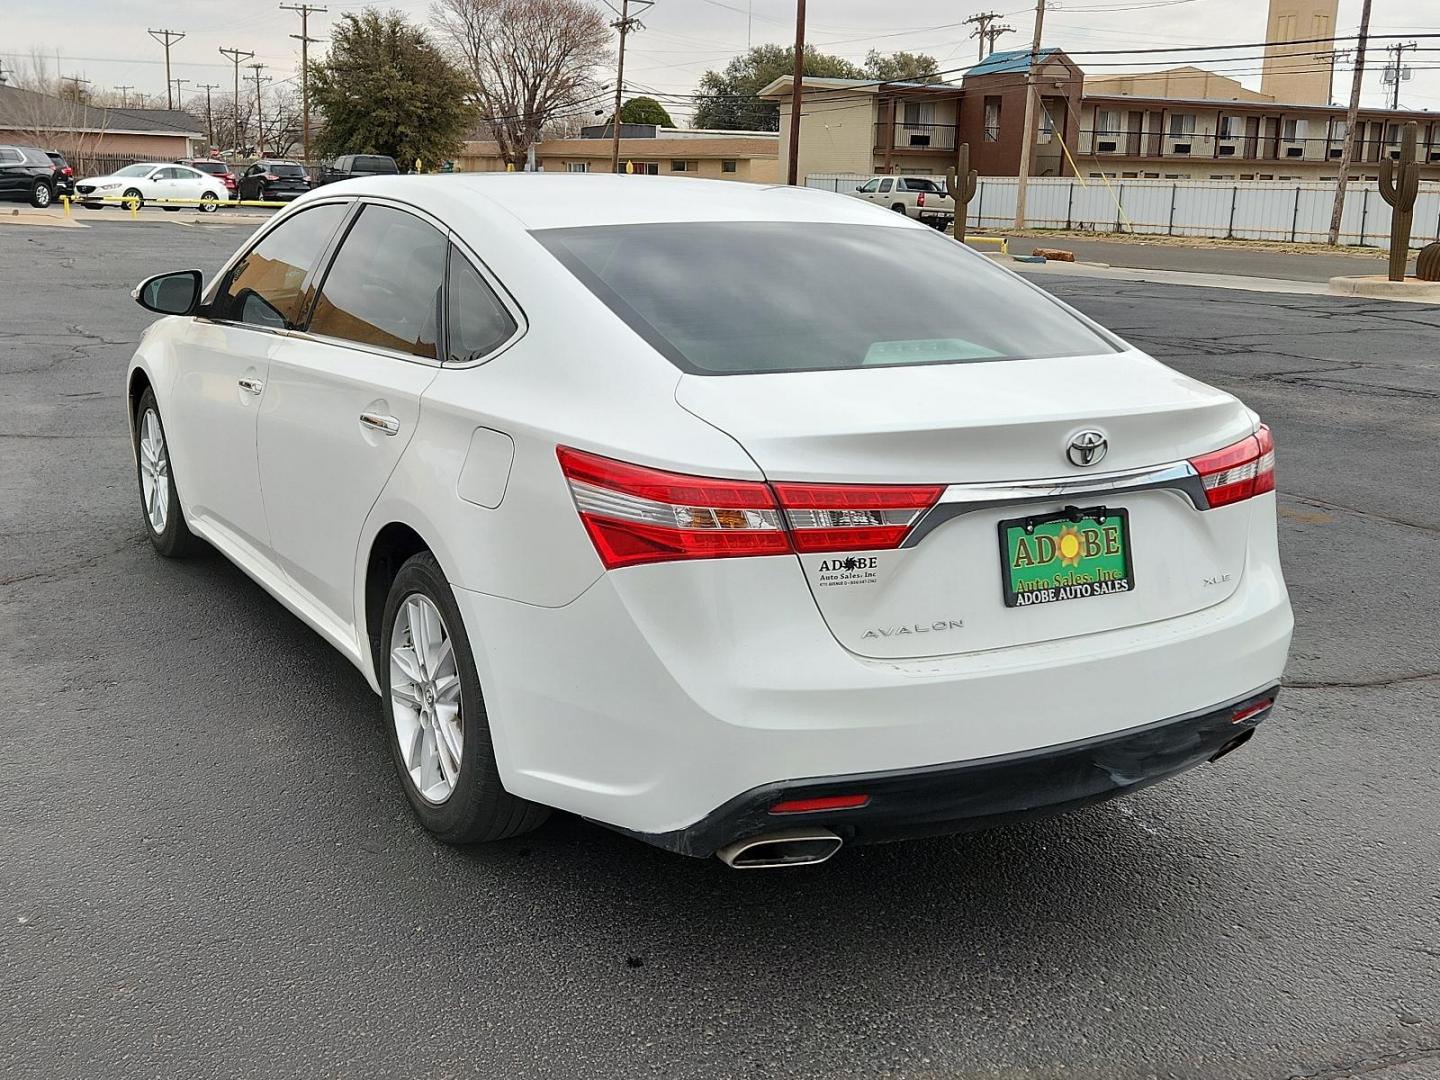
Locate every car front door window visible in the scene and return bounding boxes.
[217,202,348,330]
[878,178,894,194]
[306,204,447,359]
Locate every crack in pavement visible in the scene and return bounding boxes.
[1284,493,1440,537]
[1288,1044,1440,1080]
[1286,670,1440,690]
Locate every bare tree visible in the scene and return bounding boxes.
[431,0,610,166]
[5,51,112,173]
[258,85,304,159]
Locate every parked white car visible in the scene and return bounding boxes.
[126,176,1291,868]
[76,162,227,211]
[849,174,953,227]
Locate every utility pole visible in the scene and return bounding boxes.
[147,28,186,109]
[115,84,134,107]
[964,12,1001,62]
[198,83,221,149]
[1013,0,1046,229]
[281,3,327,163]
[984,24,1014,57]
[220,47,255,156]
[60,74,91,103]
[171,78,190,110]
[786,0,806,185]
[1327,0,1371,246]
[249,63,271,157]
[607,0,652,175]
[1383,41,1416,110]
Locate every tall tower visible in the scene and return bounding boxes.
[1261,0,1340,104]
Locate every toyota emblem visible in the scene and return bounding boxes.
[1066,430,1108,468]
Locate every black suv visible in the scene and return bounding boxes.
[312,153,400,187]
[236,160,311,202]
[44,150,75,199]
[0,144,60,207]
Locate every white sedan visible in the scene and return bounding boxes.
[76,162,227,211]
[125,176,1292,868]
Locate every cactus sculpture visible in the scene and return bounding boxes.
[945,143,979,243]
[1417,242,1440,282]
[1379,121,1421,282]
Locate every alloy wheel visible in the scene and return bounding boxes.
[389,594,464,804]
[138,408,170,534]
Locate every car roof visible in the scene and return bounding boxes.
[314,174,919,231]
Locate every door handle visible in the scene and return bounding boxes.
[359,412,401,436]
[238,377,264,395]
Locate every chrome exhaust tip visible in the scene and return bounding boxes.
[715,828,843,869]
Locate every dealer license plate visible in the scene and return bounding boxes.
[998,507,1134,608]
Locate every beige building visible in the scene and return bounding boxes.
[0,85,205,168]
[1261,0,1339,105]
[1085,67,1272,104]
[457,131,779,182]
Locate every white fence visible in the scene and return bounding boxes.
[805,174,1440,247]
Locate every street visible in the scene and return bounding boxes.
[2,219,1438,1080]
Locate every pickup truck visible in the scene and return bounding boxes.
[848,175,952,228]
[311,154,401,187]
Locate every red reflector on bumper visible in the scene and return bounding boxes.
[769,794,870,815]
[1231,698,1274,724]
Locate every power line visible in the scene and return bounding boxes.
[249,62,271,156]
[219,46,255,156]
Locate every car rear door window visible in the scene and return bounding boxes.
[446,247,518,364]
[216,202,348,330]
[307,204,446,359]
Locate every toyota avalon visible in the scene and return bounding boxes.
[126,175,1292,868]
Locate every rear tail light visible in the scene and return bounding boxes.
[771,482,944,553]
[917,191,926,207]
[557,448,790,569]
[62,166,73,176]
[559,449,945,568]
[1189,423,1275,508]
[1230,697,1274,724]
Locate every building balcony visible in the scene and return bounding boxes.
[1077,128,1439,165]
[875,122,958,152]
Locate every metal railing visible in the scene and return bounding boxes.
[1078,128,1440,165]
[875,122,958,152]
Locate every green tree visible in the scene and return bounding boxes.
[617,96,674,127]
[692,45,864,131]
[863,49,942,83]
[309,9,475,168]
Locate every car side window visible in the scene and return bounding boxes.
[0,149,21,164]
[878,178,894,194]
[446,246,518,364]
[216,202,348,330]
[857,179,879,193]
[155,167,180,180]
[306,204,447,360]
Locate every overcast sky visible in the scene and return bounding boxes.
[4,0,1437,123]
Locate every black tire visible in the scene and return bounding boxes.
[380,551,549,844]
[162,206,179,212]
[123,187,144,210]
[29,179,53,208]
[890,202,907,214]
[82,202,104,210]
[199,191,219,213]
[133,388,199,558]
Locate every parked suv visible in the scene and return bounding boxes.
[237,160,310,202]
[312,153,400,186]
[179,158,238,200]
[0,144,60,207]
[849,175,953,228]
[44,150,75,199]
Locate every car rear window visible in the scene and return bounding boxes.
[192,161,228,174]
[355,156,398,173]
[271,163,306,177]
[534,222,1119,375]
[901,178,940,192]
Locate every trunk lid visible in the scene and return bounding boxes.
[676,351,1257,660]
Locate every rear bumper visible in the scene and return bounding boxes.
[626,685,1278,857]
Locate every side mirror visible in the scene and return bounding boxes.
[133,270,203,316]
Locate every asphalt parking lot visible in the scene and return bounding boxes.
[2,218,1437,1080]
